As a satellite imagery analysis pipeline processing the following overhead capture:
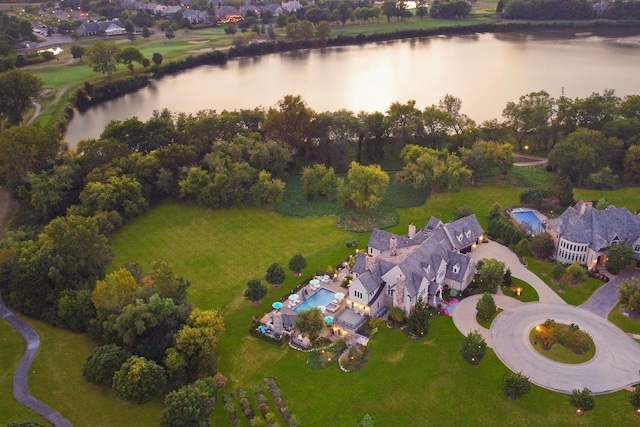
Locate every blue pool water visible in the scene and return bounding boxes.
[294,288,335,313]
[513,210,542,233]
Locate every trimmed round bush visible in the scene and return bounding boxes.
[82,344,131,387]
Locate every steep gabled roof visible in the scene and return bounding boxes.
[358,270,384,293]
[443,214,484,250]
[352,252,366,275]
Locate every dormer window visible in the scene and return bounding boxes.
[457,234,463,242]
[465,230,471,239]
[453,265,460,274]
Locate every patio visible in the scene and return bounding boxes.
[259,267,352,330]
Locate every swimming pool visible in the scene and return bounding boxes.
[513,210,542,234]
[294,288,335,313]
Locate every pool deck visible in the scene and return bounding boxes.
[259,268,351,325]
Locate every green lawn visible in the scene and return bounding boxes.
[0,321,48,426]
[5,185,640,425]
[525,258,605,306]
[507,278,540,303]
[608,303,640,335]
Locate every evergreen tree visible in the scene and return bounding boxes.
[288,253,307,276]
[503,268,513,286]
[460,330,486,365]
[555,175,574,206]
[265,263,286,288]
[406,297,430,337]
[568,388,595,412]
[476,293,497,322]
[244,279,267,304]
[502,372,531,400]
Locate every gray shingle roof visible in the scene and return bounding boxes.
[548,201,640,251]
[352,252,366,275]
[358,270,384,293]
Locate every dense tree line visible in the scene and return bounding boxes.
[501,0,595,20]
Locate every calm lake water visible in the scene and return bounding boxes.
[65,29,640,148]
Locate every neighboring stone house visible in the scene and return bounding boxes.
[545,200,640,268]
[183,9,211,24]
[75,20,126,37]
[281,0,302,13]
[347,215,484,317]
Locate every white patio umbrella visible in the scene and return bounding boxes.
[334,292,345,301]
[288,294,300,302]
[317,305,327,313]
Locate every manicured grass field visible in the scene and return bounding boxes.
[4,183,640,425]
[608,303,640,335]
[0,321,48,426]
[508,278,540,303]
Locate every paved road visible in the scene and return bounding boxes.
[0,296,74,427]
[491,302,640,394]
[580,269,640,318]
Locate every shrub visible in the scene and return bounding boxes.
[82,344,131,387]
[629,385,640,410]
[568,388,595,412]
[476,293,497,322]
[112,356,166,403]
[502,372,531,400]
[406,297,430,338]
[460,330,487,365]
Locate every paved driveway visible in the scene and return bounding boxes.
[491,303,640,394]
[580,269,640,318]
[452,240,640,395]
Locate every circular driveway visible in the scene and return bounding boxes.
[491,302,640,394]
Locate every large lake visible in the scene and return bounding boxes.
[65,29,640,147]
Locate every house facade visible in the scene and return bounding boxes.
[75,20,126,37]
[347,215,484,317]
[545,200,640,268]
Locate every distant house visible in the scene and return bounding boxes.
[346,215,484,317]
[545,200,640,268]
[183,9,211,24]
[281,0,302,13]
[75,20,126,37]
[165,5,182,19]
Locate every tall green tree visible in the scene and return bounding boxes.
[459,330,487,365]
[86,40,121,79]
[337,161,389,213]
[112,356,166,404]
[606,244,636,274]
[619,278,640,312]
[293,307,324,341]
[0,69,43,125]
[288,253,307,276]
[502,90,553,151]
[265,263,286,288]
[118,46,145,73]
[396,145,471,193]
[165,309,224,382]
[37,215,112,290]
[564,263,587,286]
[250,170,285,207]
[244,278,267,304]
[531,232,555,259]
[160,378,217,427]
[406,297,430,337]
[476,293,496,322]
[477,258,505,294]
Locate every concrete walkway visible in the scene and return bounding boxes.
[491,303,640,394]
[0,296,74,427]
[580,269,640,318]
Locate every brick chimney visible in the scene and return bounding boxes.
[366,253,375,272]
[394,273,405,311]
[408,223,416,239]
[580,200,593,215]
[390,236,397,256]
